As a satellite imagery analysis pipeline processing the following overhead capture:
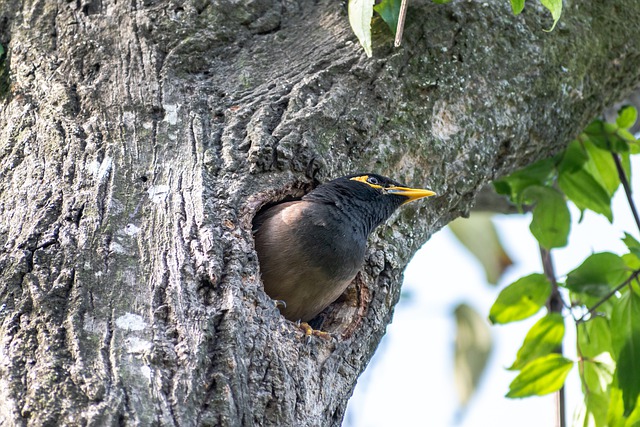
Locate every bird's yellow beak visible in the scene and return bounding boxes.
[386,186,437,204]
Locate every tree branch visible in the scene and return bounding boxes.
[612,152,640,236]
[576,269,640,324]
[539,246,566,427]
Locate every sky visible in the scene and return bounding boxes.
[343,156,640,427]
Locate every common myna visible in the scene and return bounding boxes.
[253,173,436,323]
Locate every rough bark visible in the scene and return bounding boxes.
[0,0,639,425]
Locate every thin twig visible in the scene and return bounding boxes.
[576,269,640,324]
[539,247,566,427]
[540,247,565,312]
[612,152,640,236]
[394,0,408,47]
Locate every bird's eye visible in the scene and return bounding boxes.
[367,176,379,185]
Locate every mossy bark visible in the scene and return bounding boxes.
[1,0,640,425]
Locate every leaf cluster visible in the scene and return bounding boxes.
[494,107,639,250]
[489,107,640,425]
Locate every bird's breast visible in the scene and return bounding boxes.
[254,201,367,321]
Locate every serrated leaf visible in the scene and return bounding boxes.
[489,273,551,324]
[510,313,565,370]
[611,291,640,416]
[454,303,493,407]
[374,0,401,35]
[348,0,375,57]
[506,353,573,398]
[558,166,613,222]
[565,252,627,297]
[540,0,562,31]
[523,186,570,249]
[617,106,638,130]
[448,213,513,285]
[510,0,525,14]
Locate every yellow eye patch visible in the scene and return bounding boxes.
[350,175,383,189]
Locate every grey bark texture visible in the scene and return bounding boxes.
[1,0,639,425]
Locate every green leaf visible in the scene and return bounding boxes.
[617,344,640,417]
[510,0,525,14]
[579,353,615,427]
[617,128,637,144]
[583,120,609,151]
[583,356,615,396]
[565,252,627,297]
[611,291,639,358]
[489,273,552,324]
[623,253,640,273]
[608,386,628,427]
[623,233,640,259]
[603,123,630,153]
[583,140,621,197]
[431,0,452,3]
[540,0,562,31]
[582,120,629,153]
[558,166,613,222]
[578,317,613,359]
[617,106,638,130]
[506,354,573,398]
[584,390,612,427]
[348,0,375,57]
[510,313,565,370]
[374,0,401,34]
[0,43,4,56]
[493,157,555,203]
[558,140,588,174]
[611,291,640,416]
[523,186,570,249]
[624,399,640,427]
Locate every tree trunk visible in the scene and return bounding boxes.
[1,0,639,425]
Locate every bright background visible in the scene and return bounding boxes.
[343,156,640,427]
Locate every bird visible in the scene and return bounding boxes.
[253,173,436,324]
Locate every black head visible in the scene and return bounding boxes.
[304,173,436,236]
